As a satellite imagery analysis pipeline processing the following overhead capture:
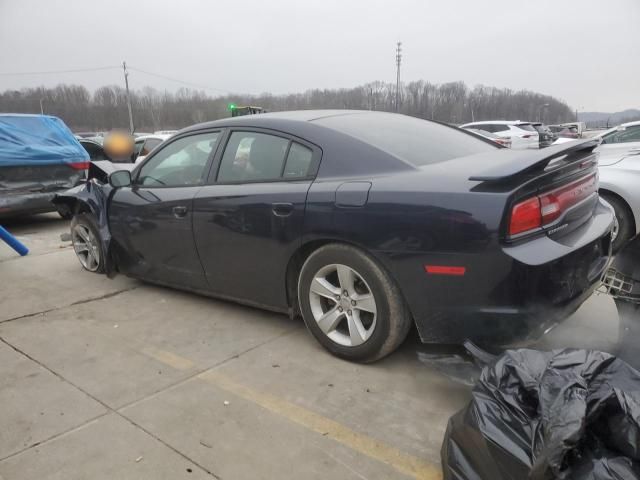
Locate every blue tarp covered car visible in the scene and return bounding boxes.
[0,114,89,218]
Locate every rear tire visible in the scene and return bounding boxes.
[601,193,634,253]
[70,214,105,273]
[297,244,411,363]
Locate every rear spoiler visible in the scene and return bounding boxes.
[468,139,600,182]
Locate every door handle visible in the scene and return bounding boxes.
[627,148,640,156]
[172,205,188,218]
[272,202,294,217]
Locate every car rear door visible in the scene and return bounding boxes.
[108,130,222,289]
[192,129,320,309]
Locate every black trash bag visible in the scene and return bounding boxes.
[441,345,640,480]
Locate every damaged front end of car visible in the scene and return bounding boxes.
[51,161,133,277]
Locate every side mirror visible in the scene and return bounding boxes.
[109,170,132,188]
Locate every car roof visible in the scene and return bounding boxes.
[182,110,386,130]
[79,138,102,145]
[135,134,172,141]
[0,113,59,119]
[460,120,531,127]
[178,110,427,140]
[466,128,498,138]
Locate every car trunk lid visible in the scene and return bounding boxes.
[445,139,601,241]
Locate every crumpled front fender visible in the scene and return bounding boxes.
[52,180,117,276]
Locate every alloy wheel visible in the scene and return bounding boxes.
[308,264,377,347]
[72,224,101,272]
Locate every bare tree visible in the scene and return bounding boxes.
[0,81,575,131]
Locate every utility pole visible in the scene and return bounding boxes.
[122,61,135,134]
[395,41,402,112]
[39,98,44,115]
[539,103,549,123]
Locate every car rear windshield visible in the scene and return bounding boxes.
[314,113,496,166]
[515,123,536,132]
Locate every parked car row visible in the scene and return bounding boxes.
[76,131,174,164]
[460,120,541,149]
[460,121,586,150]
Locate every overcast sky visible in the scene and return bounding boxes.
[0,0,638,112]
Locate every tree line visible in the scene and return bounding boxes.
[0,81,575,132]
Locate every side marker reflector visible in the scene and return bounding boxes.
[425,265,466,276]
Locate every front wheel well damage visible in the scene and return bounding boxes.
[52,197,94,217]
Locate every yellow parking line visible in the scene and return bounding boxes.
[141,346,195,370]
[198,369,442,480]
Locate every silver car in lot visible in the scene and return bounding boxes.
[460,121,539,149]
[596,120,640,251]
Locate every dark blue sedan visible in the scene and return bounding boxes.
[54,110,614,362]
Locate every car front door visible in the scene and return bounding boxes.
[193,129,320,309]
[599,125,640,165]
[109,130,222,289]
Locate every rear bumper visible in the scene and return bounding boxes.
[379,199,614,345]
[424,236,610,345]
[0,190,61,218]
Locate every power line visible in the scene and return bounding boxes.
[127,67,232,94]
[0,66,120,76]
[0,64,235,95]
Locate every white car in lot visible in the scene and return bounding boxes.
[133,134,173,164]
[460,121,539,149]
[595,120,640,251]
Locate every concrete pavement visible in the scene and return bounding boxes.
[0,213,622,479]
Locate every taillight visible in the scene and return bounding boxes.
[509,173,597,237]
[538,174,597,224]
[69,161,90,170]
[509,197,542,235]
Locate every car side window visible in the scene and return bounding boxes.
[137,132,220,187]
[283,142,313,178]
[141,138,162,156]
[133,139,145,156]
[217,132,289,182]
[604,126,640,144]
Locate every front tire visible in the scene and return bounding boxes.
[601,193,635,253]
[70,214,105,273]
[298,244,411,363]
